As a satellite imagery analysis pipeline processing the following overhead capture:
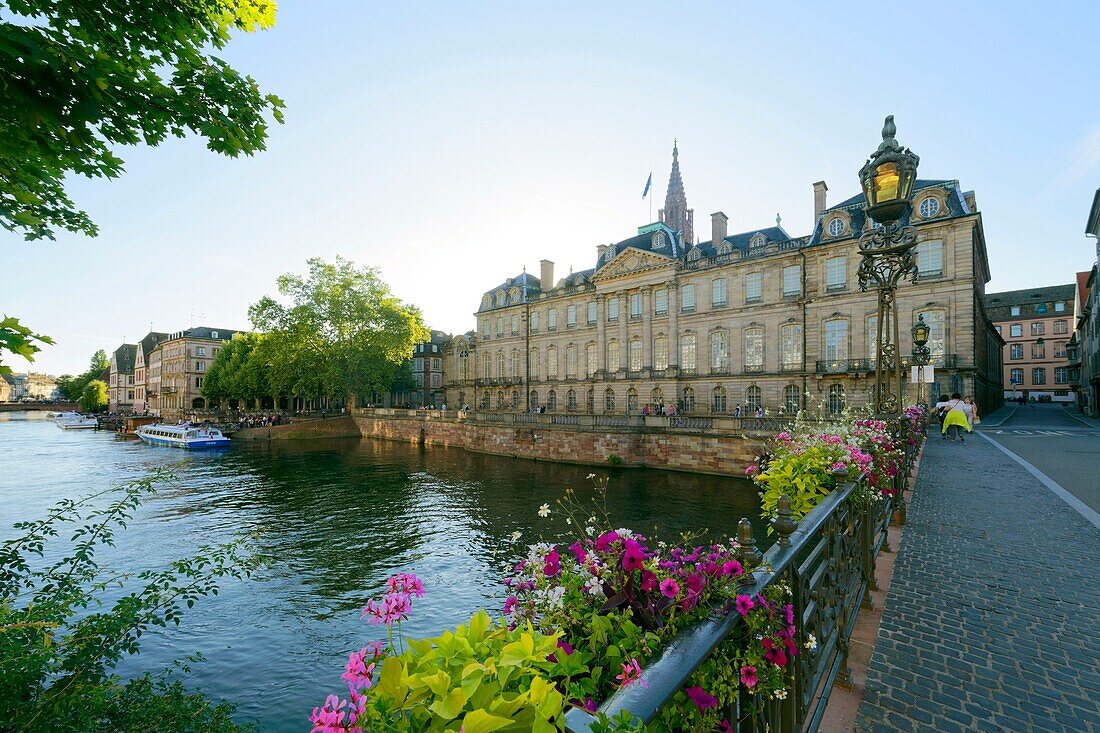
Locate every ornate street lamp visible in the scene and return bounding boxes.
[911,314,931,405]
[858,115,921,415]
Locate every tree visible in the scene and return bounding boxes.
[0,315,53,375]
[1,1,285,240]
[202,332,270,406]
[88,349,110,376]
[79,379,108,412]
[248,257,429,401]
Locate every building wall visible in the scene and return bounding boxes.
[988,287,1076,402]
[447,215,994,416]
[158,336,228,418]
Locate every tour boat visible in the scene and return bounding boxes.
[135,423,231,450]
[55,413,99,430]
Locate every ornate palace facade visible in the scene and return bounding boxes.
[444,140,1003,415]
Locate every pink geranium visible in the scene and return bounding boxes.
[684,685,718,710]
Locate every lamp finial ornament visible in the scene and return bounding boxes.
[878,115,900,151]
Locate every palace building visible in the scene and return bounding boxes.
[444,139,1003,416]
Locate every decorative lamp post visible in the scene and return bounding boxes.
[911,314,931,406]
[857,115,921,415]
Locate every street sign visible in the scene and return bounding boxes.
[910,365,935,384]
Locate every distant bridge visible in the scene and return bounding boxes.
[0,401,78,412]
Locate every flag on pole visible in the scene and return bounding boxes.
[642,172,652,199]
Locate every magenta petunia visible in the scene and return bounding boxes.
[684,685,719,710]
[735,594,755,617]
[621,539,645,572]
[569,541,587,564]
[722,560,743,576]
[543,548,561,577]
[557,638,574,655]
[595,531,619,552]
[740,665,759,688]
[640,570,658,592]
[659,578,680,598]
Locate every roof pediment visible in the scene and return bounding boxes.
[592,248,675,282]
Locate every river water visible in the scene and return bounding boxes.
[0,412,763,731]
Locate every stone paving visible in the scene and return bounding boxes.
[854,430,1100,733]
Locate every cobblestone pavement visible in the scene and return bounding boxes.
[854,431,1100,733]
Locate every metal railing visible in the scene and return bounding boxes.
[816,354,957,374]
[564,439,919,733]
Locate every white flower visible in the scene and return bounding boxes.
[538,503,551,518]
[586,473,596,480]
[615,528,632,537]
[585,525,596,536]
[509,531,522,544]
[566,517,572,524]
[805,634,818,651]
[773,689,787,700]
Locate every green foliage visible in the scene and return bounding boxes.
[0,315,53,375]
[56,350,112,401]
[201,332,271,404]
[78,378,108,412]
[0,0,285,240]
[755,444,839,520]
[0,471,261,731]
[247,257,430,400]
[364,610,570,732]
[605,454,623,466]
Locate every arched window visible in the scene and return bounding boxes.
[530,348,540,380]
[496,391,505,409]
[687,248,702,262]
[712,386,727,413]
[718,242,732,255]
[586,388,594,413]
[510,350,520,378]
[567,389,577,411]
[606,339,620,373]
[783,384,801,415]
[746,385,762,411]
[458,391,466,407]
[629,338,643,372]
[744,327,764,371]
[546,346,558,379]
[651,387,663,406]
[480,391,490,410]
[828,384,845,415]
[510,389,519,409]
[653,336,668,371]
[627,387,639,413]
[459,350,470,381]
[495,351,505,379]
[585,343,598,377]
[481,354,491,379]
[530,390,539,408]
[682,386,696,413]
[749,233,767,248]
[566,345,578,378]
[604,388,616,412]
[547,390,557,412]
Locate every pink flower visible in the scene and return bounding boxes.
[684,685,719,710]
[831,461,847,471]
[783,603,795,626]
[341,648,377,691]
[740,665,758,688]
[543,548,561,577]
[735,594,755,617]
[763,637,789,667]
[640,570,658,592]
[503,595,518,614]
[621,539,645,572]
[387,572,425,598]
[685,573,704,595]
[557,638,574,655]
[718,720,733,733]
[776,431,792,442]
[595,531,619,552]
[569,541,587,564]
[309,694,348,733]
[584,697,598,713]
[616,658,647,689]
[721,560,743,576]
[745,464,760,476]
[659,578,680,598]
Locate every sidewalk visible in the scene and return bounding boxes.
[1061,404,1100,428]
[973,402,1017,428]
[854,432,1100,733]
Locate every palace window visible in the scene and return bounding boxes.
[460,352,469,380]
[608,298,619,322]
[629,338,643,372]
[511,390,519,409]
[529,348,540,380]
[681,284,696,312]
[547,390,557,411]
[654,336,669,371]
[605,388,616,412]
[710,331,729,372]
[827,384,845,415]
[510,350,520,378]
[547,347,558,378]
[606,340,620,373]
[783,384,801,415]
[495,352,505,379]
[780,323,802,369]
[746,385,762,411]
[683,386,696,412]
[782,265,801,297]
[585,343,597,377]
[712,386,727,413]
[530,390,539,408]
[566,345,578,378]
[627,388,638,413]
[496,391,505,410]
[630,293,642,319]
[916,240,943,277]
[681,333,697,372]
[926,311,946,362]
[654,289,668,315]
[530,311,540,332]
[827,218,845,237]
[496,317,504,337]
[744,328,764,371]
[567,304,577,328]
[547,309,557,330]
[826,257,846,290]
[586,389,594,413]
[745,273,762,303]
[918,197,940,218]
[587,301,597,325]
[567,389,577,411]
[712,278,728,308]
[651,387,663,407]
[825,319,849,361]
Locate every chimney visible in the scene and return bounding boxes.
[813,181,828,221]
[540,259,554,292]
[711,211,728,247]
[596,244,608,261]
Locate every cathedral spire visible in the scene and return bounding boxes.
[659,139,693,244]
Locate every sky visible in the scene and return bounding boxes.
[6,1,1100,376]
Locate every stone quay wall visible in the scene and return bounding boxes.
[352,409,772,477]
[233,415,360,441]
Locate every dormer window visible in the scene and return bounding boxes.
[687,248,701,262]
[717,242,732,255]
[604,246,616,261]
[651,231,666,249]
[918,197,940,219]
[749,233,767,248]
[495,290,506,306]
[211,331,218,339]
[827,218,845,238]
[509,288,520,302]
[482,295,491,309]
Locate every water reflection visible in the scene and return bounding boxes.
[0,415,763,732]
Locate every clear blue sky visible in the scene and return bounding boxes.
[6,1,1100,376]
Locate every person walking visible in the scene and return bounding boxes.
[939,392,972,443]
[964,396,980,429]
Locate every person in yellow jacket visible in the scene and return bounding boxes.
[937,392,973,443]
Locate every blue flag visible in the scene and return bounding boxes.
[642,173,652,199]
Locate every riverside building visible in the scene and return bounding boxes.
[147,327,238,418]
[445,141,1003,415]
[986,284,1076,403]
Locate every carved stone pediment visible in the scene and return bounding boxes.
[593,248,675,282]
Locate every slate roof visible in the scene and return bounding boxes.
[479,271,542,311]
[112,344,137,374]
[170,326,239,341]
[985,284,1076,321]
[594,223,682,273]
[808,179,973,246]
[138,331,169,360]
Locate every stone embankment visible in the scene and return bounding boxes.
[232,415,360,441]
[352,409,770,476]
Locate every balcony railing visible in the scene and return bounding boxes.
[816,354,957,374]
